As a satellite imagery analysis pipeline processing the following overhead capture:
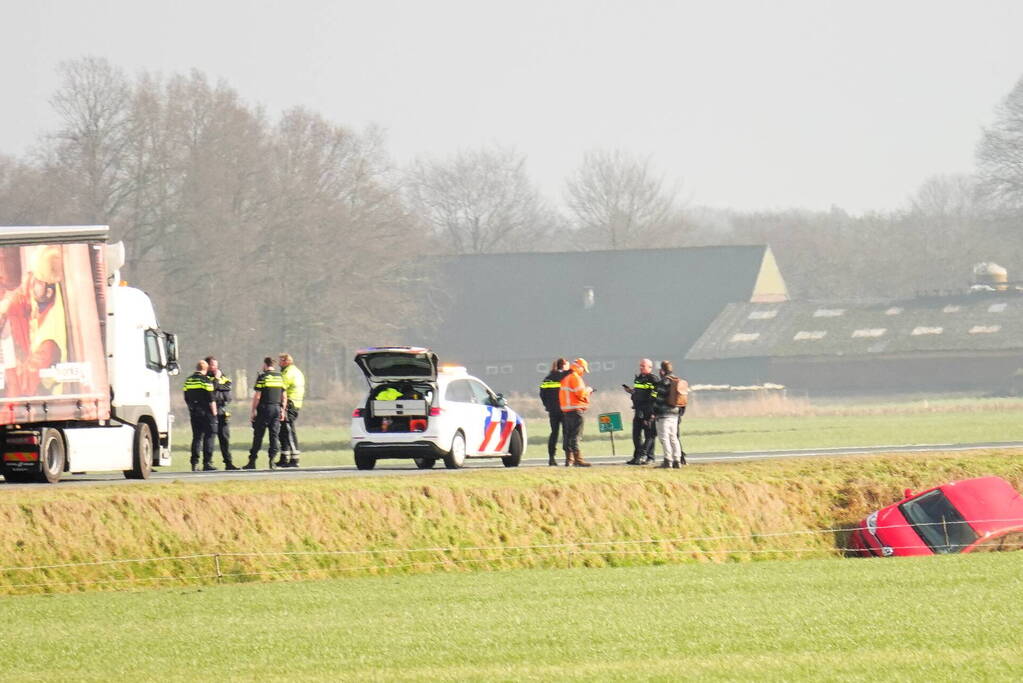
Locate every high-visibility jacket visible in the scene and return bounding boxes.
[631,372,657,413]
[208,373,232,409]
[539,369,569,413]
[254,370,285,406]
[182,372,214,409]
[282,364,305,409]
[559,369,590,412]
[376,387,402,401]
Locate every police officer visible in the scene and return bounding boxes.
[205,356,238,470]
[277,353,306,468]
[244,357,286,470]
[539,357,570,466]
[623,358,658,465]
[183,359,217,472]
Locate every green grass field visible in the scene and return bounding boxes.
[167,407,1023,471]
[2,552,1021,680]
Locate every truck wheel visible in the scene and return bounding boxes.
[354,451,376,471]
[124,424,154,480]
[37,428,65,484]
[414,457,436,469]
[501,430,523,468]
[443,432,467,469]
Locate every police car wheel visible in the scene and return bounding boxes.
[501,430,523,468]
[354,452,376,470]
[414,457,436,469]
[443,432,467,469]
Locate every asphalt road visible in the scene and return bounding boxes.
[4,441,1022,488]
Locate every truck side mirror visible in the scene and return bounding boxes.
[165,332,179,375]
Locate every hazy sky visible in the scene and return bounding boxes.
[3,0,1022,213]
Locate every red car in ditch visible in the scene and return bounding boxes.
[848,476,1023,557]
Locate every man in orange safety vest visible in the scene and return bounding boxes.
[559,357,593,467]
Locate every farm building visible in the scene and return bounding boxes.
[685,286,1023,395]
[427,245,789,393]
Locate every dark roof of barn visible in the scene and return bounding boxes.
[686,292,1023,360]
[431,245,770,362]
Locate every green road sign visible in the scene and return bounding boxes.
[598,412,623,433]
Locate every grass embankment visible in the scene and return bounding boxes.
[2,553,1022,680]
[2,450,1021,594]
[167,406,1023,470]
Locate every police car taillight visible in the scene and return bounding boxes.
[352,408,363,418]
[429,407,442,416]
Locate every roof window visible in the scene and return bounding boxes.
[969,325,1001,334]
[885,307,903,315]
[748,310,778,320]
[793,330,827,341]
[813,308,845,317]
[988,303,1007,313]
[911,326,943,336]
[729,332,760,343]
[852,328,886,338]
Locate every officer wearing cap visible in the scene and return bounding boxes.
[559,357,593,467]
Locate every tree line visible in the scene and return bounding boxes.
[1,57,1022,391]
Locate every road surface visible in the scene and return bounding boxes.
[3,441,1022,487]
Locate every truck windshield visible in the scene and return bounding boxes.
[898,490,978,554]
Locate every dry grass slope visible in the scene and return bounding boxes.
[2,450,1022,594]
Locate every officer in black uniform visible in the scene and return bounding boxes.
[183,359,218,471]
[205,356,238,470]
[244,356,286,470]
[539,357,570,466]
[623,358,658,465]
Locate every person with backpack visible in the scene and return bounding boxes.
[539,357,570,466]
[653,360,687,469]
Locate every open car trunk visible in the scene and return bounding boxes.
[354,348,441,433]
[362,381,434,433]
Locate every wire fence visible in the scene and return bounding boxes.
[2,518,1021,594]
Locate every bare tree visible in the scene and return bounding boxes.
[47,57,134,223]
[909,174,981,219]
[564,149,678,249]
[405,145,553,254]
[976,76,1023,209]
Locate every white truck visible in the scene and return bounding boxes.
[0,225,177,483]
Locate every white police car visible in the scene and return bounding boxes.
[350,347,527,470]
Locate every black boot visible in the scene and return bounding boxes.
[548,455,558,466]
[190,461,199,472]
[625,456,642,465]
[242,457,257,470]
[224,459,239,471]
[202,461,218,472]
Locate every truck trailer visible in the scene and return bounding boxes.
[0,225,177,483]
